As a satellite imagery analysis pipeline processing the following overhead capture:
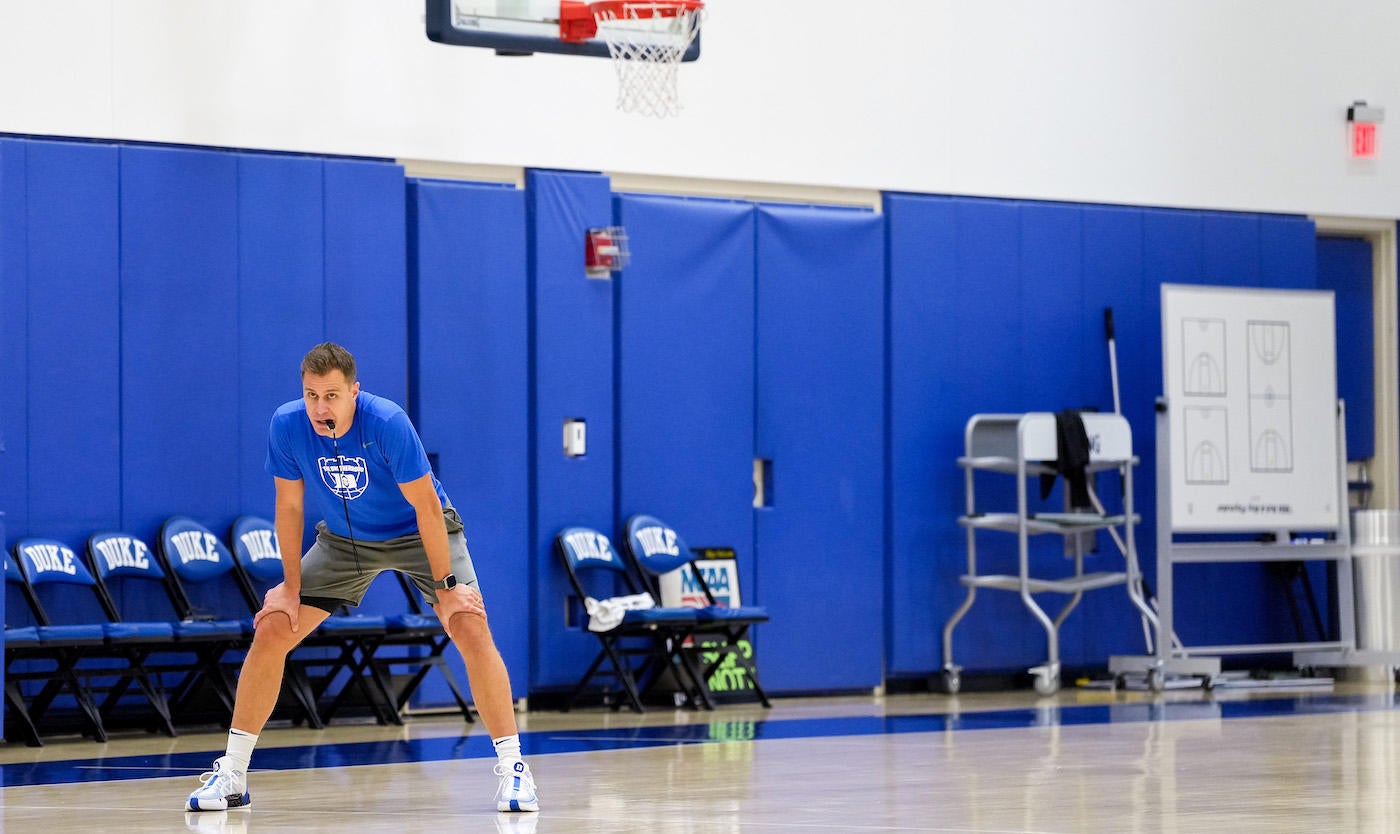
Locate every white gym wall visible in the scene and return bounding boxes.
[0,1,1396,217]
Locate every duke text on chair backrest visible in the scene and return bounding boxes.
[624,514,693,578]
[229,516,283,584]
[157,516,242,620]
[86,532,177,620]
[557,526,638,594]
[13,538,100,622]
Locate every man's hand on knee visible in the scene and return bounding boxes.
[254,582,302,632]
[437,584,487,632]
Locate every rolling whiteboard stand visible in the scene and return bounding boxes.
[943,412,1157,696]
[1109,284,1400,690]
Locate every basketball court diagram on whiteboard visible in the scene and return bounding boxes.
[1162,285,1339,532]
[424,0,706,118]
[1246,320,1294,473]
[1180,317,1299,482]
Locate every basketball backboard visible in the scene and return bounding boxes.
[425,0,701,60]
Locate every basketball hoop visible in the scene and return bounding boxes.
[560,1,705,118]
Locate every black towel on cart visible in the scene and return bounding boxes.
[1039,409,1093,510]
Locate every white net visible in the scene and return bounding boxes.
[593,2,704,118]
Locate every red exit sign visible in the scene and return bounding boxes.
[1351,121,1379,159]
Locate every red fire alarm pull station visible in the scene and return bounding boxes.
[585,226,631,278]
[1348,100,1384,160]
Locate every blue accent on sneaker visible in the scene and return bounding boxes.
[495,760,539,812]
[186,756,250,812]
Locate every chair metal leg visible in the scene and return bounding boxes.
[374,647,476,723]
[66,671,109,743]
[109,649,178,737]
[318,637,400,726]
[5,678,44,747]
[565,649,617,712]
[674,639,717,710]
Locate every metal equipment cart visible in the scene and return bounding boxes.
[942,412,1157,695]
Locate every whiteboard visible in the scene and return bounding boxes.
[1161,284,1340,532]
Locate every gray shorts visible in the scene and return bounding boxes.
[299,505,479,610]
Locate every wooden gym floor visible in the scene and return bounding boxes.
[1,681,1398,833]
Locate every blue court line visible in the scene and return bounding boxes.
[4,691,1397,788]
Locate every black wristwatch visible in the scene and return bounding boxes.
[433,573,457,592]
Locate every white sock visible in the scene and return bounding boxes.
[493,734,522,764]
[225,728,258,773]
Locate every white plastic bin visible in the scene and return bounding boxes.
[1352,509,1400,652]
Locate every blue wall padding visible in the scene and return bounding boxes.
[613,194,756,599]
[1018,202,1093,664]
[276,157,411,621]
[1263,217,1319,291]
[323,159,409,409]
[113,145,255,628]
[0,141,26,546]
[24,141,121,543]
[886,194,958,673]
[1075,206,1151,662]
[528,170,618,690]
[0,143,416,666]
[0,131,1350,702]
[1317,235,1375,459]
[1081,206,1146,422]
[235,153,327,517]
[0,142,22,741]
[886,195,1325,677]
[1263,217,1338,573]
[1019,203,1088,411]
[1024,203,1125,668]
[755,203,885,691]
[1138,207,1204,576]
[1203,212,1262,286]
[119,145,242,542]
[1173,213,1324,649]
[952,200,1025,414]
[409,178,530,699]
[948,199,1046,668]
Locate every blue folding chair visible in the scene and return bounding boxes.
[4,552,63,746]
[85,530,245,729]
[155,516,291,726]
[227,515,398,726]
[229,516,474,725]
[9,537,178,742]
[555,526,708,712]
[623,515,771,708]
[367,571,477,725]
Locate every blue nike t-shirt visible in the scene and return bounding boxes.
[265,391,449,540]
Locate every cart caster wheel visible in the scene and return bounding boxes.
[1147,669,1165,692]
[943,670,961,695]
[1032,671,1059,697]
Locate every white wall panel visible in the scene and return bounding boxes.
[0,1,1396,216]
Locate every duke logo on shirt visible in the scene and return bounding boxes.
[319,455,369,499]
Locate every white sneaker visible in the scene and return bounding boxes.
[186,756,250,812]
[494,760,539,812]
